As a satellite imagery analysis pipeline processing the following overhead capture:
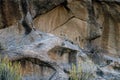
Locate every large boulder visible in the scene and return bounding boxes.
[0,0,120,80]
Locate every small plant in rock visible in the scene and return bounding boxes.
[69,61,95,80]
[0,56,22,80]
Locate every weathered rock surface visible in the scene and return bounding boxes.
[0,0,120,80]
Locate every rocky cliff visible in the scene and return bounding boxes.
[0,0,120,80]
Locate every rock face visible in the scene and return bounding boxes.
[0,0,120,80]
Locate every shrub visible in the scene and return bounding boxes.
[0,56,22,80]
[69,61,95,80]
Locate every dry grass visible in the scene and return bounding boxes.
[0,56,22,80]
[69,61,95,80]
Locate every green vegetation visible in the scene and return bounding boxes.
[0,56,22,80]
[69,61,95,80]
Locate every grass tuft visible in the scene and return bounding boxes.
[69,61,95,80]
[0,56,22,80]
